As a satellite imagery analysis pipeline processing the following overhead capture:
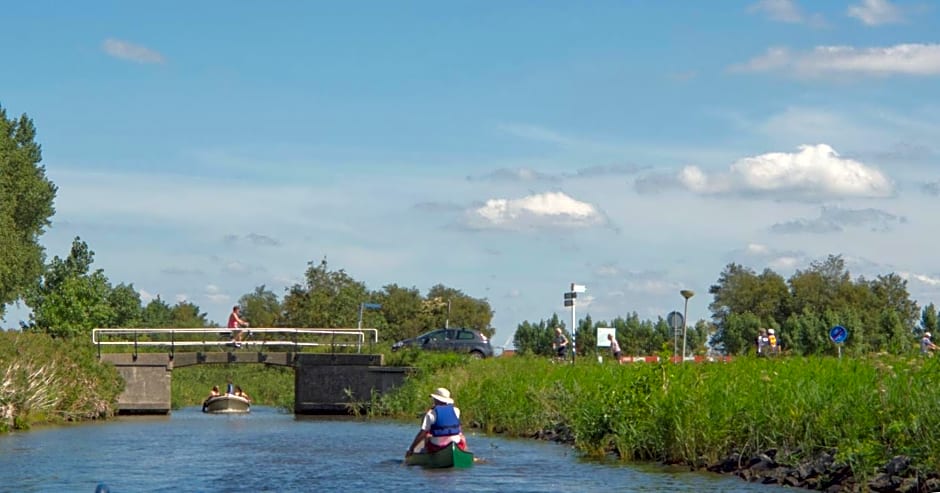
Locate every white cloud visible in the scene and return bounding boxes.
[728,243,806,272]
[678,144,894,200]
[733,44,940,77]
[771,206,904,234]
[748,0,826,26]
[848,0,904,25]
[463,192,606,231]
[102,38,166,64]
[900,272,940,287]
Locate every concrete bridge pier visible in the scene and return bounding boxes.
[99,353,172,414]
[293,353,410,414]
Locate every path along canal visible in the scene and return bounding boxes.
[0,407,787,492]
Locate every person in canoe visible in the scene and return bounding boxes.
[405,387,468,458]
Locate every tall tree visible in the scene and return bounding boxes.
[425,284,494,337]
[280,258,368,328]
[108,283,142,327]
[373,284,424,342]
[239,285,281,328]
[0,106,57,317]
[922,303,938,334]
[25,238,113,338]
[140,296,173,328]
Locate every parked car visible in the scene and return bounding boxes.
[391,328,494,358]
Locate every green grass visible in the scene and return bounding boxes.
[0,331,124,431]
[373,354,940,482]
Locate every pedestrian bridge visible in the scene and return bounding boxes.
[92,327,410,415]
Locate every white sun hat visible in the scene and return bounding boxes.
[430,387,453,404]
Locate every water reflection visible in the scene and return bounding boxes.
[0,407,783,492]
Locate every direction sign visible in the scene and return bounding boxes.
[829,325,848,344]
[564,300,574,307]
[667,311,684,331]
[564,292,577,299]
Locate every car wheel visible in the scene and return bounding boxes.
[469,351,484,359]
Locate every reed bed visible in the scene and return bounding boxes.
[375,354,940,481]
[0,331,123,431]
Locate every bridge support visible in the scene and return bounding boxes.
[99,353,172,414]
[98,352,412,415]
[294,353,410,414]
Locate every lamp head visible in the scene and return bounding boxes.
[680,289,695,300]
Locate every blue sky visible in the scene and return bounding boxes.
[3,1,940,347]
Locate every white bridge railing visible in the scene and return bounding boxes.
[91,327,379,355]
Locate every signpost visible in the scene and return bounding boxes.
[667,311,684,360]
[564,284,586,363]
[829,325,848,359]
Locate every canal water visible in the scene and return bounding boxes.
[0,406,785,492]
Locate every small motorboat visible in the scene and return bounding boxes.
[202,394,251,414]
[405,443,474,468]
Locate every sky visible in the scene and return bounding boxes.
[2,1,940,348]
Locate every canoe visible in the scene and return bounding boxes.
[405,443,474,468]
[202,394,251,414]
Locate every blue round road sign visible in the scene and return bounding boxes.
[829,325,847,344]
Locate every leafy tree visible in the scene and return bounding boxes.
[107,283,142,327]
[0,106,57,317]
[280,258,368,328]
[239,285,281,328]
[25,238,113,338]
[425,284,494,337]
[512,313,563,356]
[921,303,938,334]
[372,284,424,342]
[169,301,211,328]
[140,296,173,328]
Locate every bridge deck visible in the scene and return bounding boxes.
[92,327,379,355]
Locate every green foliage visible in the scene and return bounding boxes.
[376,354,940,484]
[280,258,370,328]
[0,106,57,318]
[140,296,173,327]
[252,258,494,343]
[708,255,921,356]
[922,303,939,334]
[512,315,560,356]
[25,238,115,337]
[239,285,281,328]
[0,330,123,431]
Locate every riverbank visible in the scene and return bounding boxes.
[0,331,123,432]
[373,353,940,491]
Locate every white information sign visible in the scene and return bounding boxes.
[596,327,616,347]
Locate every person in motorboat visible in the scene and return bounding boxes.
[202,385,221,412]
[234,386,251,402]
[405,387,467,458]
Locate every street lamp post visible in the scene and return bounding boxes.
[680,290,695,360]
[445,299,451,329]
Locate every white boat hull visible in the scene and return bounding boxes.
[202,395,251,414]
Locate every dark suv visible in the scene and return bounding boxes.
[391,328,494,358]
